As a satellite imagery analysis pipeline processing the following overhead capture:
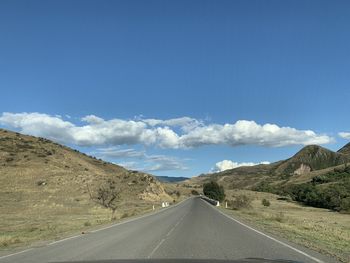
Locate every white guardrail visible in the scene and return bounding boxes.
[200,195,220,206]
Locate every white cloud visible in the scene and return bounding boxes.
[141,117,203,132]
[0,112,333,149]
[92,147,187,172]
[179,120,332,147]
[339,132,350,140]
[211,159,270,173]
[0,112,75,144]
[81,115,104,124]
[142,155,187,172]
[93,147,145,158]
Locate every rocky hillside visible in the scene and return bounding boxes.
[274,145,350,175]
[338,142,350,156]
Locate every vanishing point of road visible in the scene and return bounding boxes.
[0,197,337,263]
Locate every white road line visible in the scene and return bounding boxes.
[1,198,192,260]
[201,198,324,263]
[148,238,166,258]
[149,209,188,257]
[48,235,80,245]
[0,248,33,260]
[166,226,176,237]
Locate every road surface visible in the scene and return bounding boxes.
[0,197,337,263]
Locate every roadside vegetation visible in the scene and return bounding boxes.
[253,165,350,213]
[220,189,350,263]
[88,179,121,220]
[203,181,225,202]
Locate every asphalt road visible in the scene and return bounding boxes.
[0,197,337,263]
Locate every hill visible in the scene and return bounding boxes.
[155,176,189,183]
[274,145,350,175]
[186,143,350,212]
[338,142,350,156]
[188,144,350,190]
[0,128,172,248]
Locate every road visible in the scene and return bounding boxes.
[0,197,337,263]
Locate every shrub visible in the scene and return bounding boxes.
[287,179,350,212]
[340,197,350,213]
[262,198,271,207]
[253,181,280,194]
[84,221,91,227]
[121,212,129,219]
[228,195,251,210]
[203,181,225,202]
[191,190,199,195]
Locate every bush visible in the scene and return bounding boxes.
[121,212,129,219]
[287,179,350,212]
[191,190,199,195]
[203,181,225,202]
[340,197,350,213]
[228,195,251,210]
[262,198,271,207]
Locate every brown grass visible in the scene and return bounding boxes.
[220,190,350,263]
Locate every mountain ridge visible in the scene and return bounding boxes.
[188,143,350,190]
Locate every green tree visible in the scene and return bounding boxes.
[203,181,225,202]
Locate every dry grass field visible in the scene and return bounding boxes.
[0,129,173,252]
[220,190,350,263]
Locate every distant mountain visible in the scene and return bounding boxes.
[274,145,350,175]
[338,142,350,156]
[188,143,350,189]
[155,176,189,183]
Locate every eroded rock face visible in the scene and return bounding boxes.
[294,163,311,175]
[138,174,170,201]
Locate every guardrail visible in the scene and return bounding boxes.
[200,195,220,206]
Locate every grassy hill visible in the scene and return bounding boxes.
[0,128,172,249]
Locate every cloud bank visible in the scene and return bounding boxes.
[339,132,350,140]
[0,112,333,149]
[92,147,187,172]
[212,160,270,173]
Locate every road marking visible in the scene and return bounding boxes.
[148,238,166,258]
[48,235,80,245]
[0,198,192,260]
[166,226,176,237]
[0,248,33,260]
[201,199,324,263]
[148,210,188,258]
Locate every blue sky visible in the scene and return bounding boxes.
[1,0,350,177]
